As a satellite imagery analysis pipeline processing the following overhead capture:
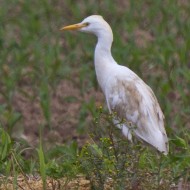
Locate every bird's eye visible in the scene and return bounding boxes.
[85,22,90,26]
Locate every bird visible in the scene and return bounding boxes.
[60,15,169,155]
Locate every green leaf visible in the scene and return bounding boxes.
[0,128,11,161]
[171,136,187,148]
[37,141,46,190]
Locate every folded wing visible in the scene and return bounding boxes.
[105,73,169,154]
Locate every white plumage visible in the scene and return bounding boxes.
[61,15,169,155]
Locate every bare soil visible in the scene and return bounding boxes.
[0,175,91,190]
[9,79,104,149]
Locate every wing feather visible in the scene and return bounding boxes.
[104,72,168,154]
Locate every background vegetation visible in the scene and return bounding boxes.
[0,0,190,189]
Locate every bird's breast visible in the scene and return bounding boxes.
[94,60,117,93]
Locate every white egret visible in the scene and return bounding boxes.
[61,15,169,155]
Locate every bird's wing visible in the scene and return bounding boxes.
[104,72,168,153]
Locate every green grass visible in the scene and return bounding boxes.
[0,0,190,189]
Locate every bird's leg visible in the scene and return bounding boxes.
[112,118,133,142]
[108,129,119,162]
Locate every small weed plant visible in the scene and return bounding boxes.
[79,107,172,190]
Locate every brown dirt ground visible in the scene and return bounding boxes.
[0,175,189,190]
[0,175,91,190]
[11,79,104,148]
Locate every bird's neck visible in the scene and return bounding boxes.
[95,32,113,58]
[94,33,116,91]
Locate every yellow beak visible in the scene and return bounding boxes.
[60,23,88,31]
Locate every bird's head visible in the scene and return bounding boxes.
[60,15,112,38]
